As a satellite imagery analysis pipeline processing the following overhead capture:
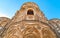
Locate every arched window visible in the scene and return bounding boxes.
[27,9,34,15]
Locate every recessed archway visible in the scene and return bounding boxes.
[27,9,34,15]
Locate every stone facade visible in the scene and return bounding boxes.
[0,2,60,38]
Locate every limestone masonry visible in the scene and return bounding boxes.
[0,2,60,38]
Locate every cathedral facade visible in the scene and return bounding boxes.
[0,2,60,38]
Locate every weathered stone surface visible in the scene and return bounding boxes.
[0,17,10,37]
[49,19,60,38]
[0,2,59,38]
[0,17,10,27]
[3,20,56,38]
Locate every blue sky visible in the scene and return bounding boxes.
[0,0,60,20]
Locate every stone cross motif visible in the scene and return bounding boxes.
[0,2,60,38]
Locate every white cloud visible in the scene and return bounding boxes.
[0,13,10,18]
